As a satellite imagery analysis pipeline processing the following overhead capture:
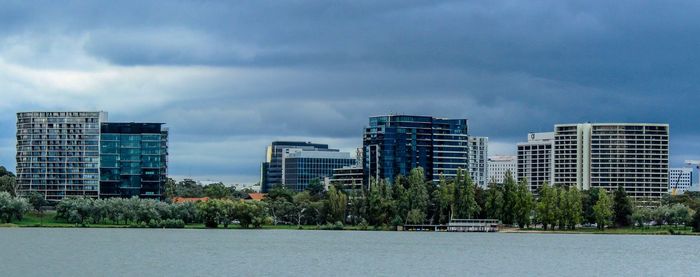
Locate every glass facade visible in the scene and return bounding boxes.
[363,115,480,185]
[100,123,168,199]
[283,150,357,192]
[260,141,332,192]
[16,112,106,201]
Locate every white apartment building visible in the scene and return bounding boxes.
[553,123,669,202]
[468,136,489,187]
[517,132,555,193]
[487,155,516,184]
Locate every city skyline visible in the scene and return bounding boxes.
[1,1,699,184]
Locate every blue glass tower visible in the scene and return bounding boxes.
[99,123,168,199]
[363,115,470,185]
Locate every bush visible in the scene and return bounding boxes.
[692,210,700,232]
[319,221,344,230]
[358,219,369,230]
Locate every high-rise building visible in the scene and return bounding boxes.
[99,123,168,199]
[260,141,333,192]
[282,149,357,192]
[363,115,486,186]
[553,123,669,202]
[669,168,693,195]
[487,155,516,184]
[16,111,106,201]
[517,132,555,193]
[468,136,489,187]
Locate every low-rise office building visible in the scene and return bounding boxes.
[487,155,517,184]
[330,165,364,192]
[669,168,693,195]
[282,149,357,192]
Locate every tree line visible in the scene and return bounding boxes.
[2,164,700,231]
[264,167,700,231]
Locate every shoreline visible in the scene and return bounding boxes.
[2,223,698,236]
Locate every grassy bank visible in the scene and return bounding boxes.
[2,212,697,235]
[1,211,369,230]
[511,226,698,236]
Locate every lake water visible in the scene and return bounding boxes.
[0,228,698,276]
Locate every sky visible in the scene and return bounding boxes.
[0,1,699,184]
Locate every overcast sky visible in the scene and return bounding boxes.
[1,1,698,184]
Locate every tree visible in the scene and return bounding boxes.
[536,182,558,230]
[513,178,534,228]
[204,182,231,199]
[406,209,425,224]
[566,186,583,230]
[613,186,633,227]
[436,176,455,224]
[484,182,504,220]
[453,169,480,219]
[26,191,48,225]
[0,166,14,178]
[164,178,177,199]
[582,188,600,225]
[632,207,652,228]
[406,167,429,224]
[392,176,410,224]
[170,179,205,198]
[691,209,700,232]
[327,186,347,223]
[593,189,614,229]
[0,175,18,197]
[348,189,367,225]
[196,199,223,228]
[306,178,325,199]
[234,201,270,228]
[668,204,694,226]
[0,192,29,223]
[367,178,391,226]
[267,186,294,202]
[292,191,313,226]
[501,171,517,225]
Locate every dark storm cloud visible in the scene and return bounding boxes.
[0,0,699,183]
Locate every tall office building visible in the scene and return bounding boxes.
[282,149,357,192]
[260,141,334,192]
[669,168,693,195]
[16,112,106,201]
[99,123,168,199]
[363,115,486,186]
[553,123,669,202]
[517,132,555,193]
[488,155,517,185]
[468,136,489,187]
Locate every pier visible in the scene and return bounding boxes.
[401,219,500,232]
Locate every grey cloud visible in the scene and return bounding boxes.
[0,0,698,183]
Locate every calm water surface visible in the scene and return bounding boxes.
[0,228,698,276]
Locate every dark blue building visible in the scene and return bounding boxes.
[363,115,470,185]
[100,123,168,199]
